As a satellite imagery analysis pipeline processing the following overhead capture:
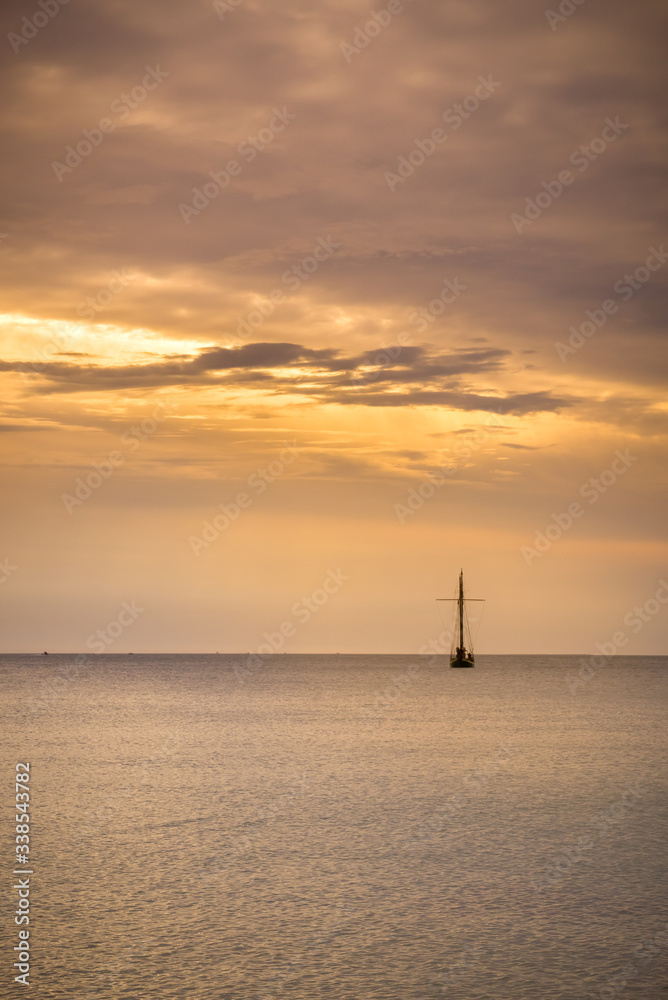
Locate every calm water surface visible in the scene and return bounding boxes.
[1,654,667,999]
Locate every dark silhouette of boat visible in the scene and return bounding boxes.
[438,570,484,668]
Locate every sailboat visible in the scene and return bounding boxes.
[437,570,484,668]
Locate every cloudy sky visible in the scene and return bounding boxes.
[1,0,666,653]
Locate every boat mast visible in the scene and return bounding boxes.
[459,569,464,650]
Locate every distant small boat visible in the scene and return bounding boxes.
[438,570,484,668]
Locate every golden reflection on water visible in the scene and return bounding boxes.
[2,654,667,999]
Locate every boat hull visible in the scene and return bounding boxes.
[450,656,475,668]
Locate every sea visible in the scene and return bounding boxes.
[1,653,667,1000]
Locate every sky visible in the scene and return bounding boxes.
[0,0,666,654]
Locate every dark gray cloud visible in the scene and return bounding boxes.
[0,0,665,399]
[192,342,339,371]
[328,389,574,415]
[3,339,578,415]
[0,423,50,432]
